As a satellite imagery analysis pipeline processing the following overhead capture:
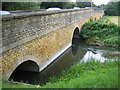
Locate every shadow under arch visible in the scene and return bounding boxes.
[4,55,40,80]
[9,60,39,82]
[11,60,39,72]
[72,27,80,41]
[72,27,80,56]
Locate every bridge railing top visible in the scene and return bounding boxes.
[2,8,104,21]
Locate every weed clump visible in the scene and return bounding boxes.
[80,17,120,47]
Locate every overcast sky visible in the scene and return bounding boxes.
[92,0,109,5]
[71,0,110,6]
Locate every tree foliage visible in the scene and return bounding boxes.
[76,2,96,8]
[2,2,41,11]
[40,2,77,9]
[40,2,67,9]
[97,2,120,16]
[104,2,119,16]
[2,2,96,11]
[40,2,95,9]
[80,18,120,47]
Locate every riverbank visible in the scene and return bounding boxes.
[104,16,119,25]
[2,58,118,88]
[80,16,120,47]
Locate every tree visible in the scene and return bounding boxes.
[63,2,78,9]
[2,2,41,11]
[2,1,97,11]
[103,2,119,16]
[40,2,77,9]
[40,2,65,9]
[76,2,96,8]
[40,2,96,9]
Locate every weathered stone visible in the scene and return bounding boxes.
[1,8,104,80]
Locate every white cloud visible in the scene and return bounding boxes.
[71,0,76,2]
[92,0,109,5]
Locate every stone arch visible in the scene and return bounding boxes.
[4,55,40,80]
[72,27,80,40]
[72,27,80,56]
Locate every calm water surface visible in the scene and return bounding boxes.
[10,39,119,85]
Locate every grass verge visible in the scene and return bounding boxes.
[2,58,118,88]
[104,16,119,25]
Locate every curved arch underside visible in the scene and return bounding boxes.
[14,60,39,72]
[72,27,80,39]
[4,55,40,80]
[9,60,39,80]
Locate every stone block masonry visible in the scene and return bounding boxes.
[1,8,104,80]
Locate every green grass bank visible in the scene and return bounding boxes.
[80,16,120,47]
[2,58,118,88]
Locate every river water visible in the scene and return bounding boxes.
[10,38,119,85]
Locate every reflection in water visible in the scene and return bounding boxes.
[10,38,118,85]
[82,51,105,63]
[10,40,87,85]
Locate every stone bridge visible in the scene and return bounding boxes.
[1,8,104,80]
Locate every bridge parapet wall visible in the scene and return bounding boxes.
[2,8,103,52]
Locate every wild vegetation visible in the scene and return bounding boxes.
[80,16,120,47]
[102,52,119,59]
[104,2,119,16]
[104,16,119,25]
[97,1,119,16]
[2,58,118,88]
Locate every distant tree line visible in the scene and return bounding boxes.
[2,1,119,16]
[97,2,120,16]
[2,2,41,11]
[40,2,95,9]
[2,2,94,11]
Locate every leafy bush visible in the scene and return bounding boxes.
[89,17,93,22]
[80,18,120,47]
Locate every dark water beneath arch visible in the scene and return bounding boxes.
[10,39,119,85]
